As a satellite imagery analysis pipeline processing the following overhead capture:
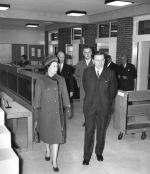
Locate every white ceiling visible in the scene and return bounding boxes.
[0,0,150,31]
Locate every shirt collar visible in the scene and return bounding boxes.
[85,59,91,65]
[95,67,103,74]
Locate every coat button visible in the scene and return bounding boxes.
[56,112,58,114]
[54,100,56,103]
[47,88,50,90]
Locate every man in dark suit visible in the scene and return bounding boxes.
[117,55,137,91]
[57,51,75,99]
[82,52,118,165]
[104,54,118,74]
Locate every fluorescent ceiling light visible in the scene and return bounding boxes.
[66,10,87,17]
[25,24,39,28]
[74,34,82,36]
[0,4,10,10]
[73,27,82,30]
[111,30,117,32]
[105,0,134,6]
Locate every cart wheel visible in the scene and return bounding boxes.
[118,132,123,140]
[141,132,146,140]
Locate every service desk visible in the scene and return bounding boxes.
[2,101,33,150]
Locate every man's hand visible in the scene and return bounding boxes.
[70,92,73,98]
[122,76,128,80]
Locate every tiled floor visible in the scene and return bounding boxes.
[14,100,150,174]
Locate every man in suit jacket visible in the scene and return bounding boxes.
[82,52,118,165]
[117,56,137,91]
[104,54,118,73]
[74,46,94,125]
[57,51,75,100]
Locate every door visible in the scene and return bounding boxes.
[12,44,28,63]
[137,41,150,90]
[29,45,44,61]
[148,48,150,89]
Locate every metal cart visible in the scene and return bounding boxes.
[113,90,150,140]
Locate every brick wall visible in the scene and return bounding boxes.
[55,18,133,63]
[116,17,133,64]
[58,28,71,53]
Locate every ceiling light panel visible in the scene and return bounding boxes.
[105,0,133,6]
[66,10,87,17]
[0,4,10,10]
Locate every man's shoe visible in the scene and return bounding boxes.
[96,154,103,161]
[82,159,89,165]
[34,131,40,143]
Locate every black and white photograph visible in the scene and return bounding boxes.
[0,0,150,174]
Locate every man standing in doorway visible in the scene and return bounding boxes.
[82,52,118,165]
[117,55,137,91]
[74,46,94,126]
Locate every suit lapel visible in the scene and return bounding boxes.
[98,68,108,81]
[83,59,94,68]
[59,63,66,75]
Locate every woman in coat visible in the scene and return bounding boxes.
[34,55,71,172]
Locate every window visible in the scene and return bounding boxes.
[51,32,58,41]
[99,23,109,38]
[98,22,118,38]
[72,27,82,40]
[138,20,150,35]
[110,22,118,37]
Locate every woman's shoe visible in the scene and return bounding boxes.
[45,151,50,161]
[52,162,59,172]
[53,166,59,172]
[45,156,50,161]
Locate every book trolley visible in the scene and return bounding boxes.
[113,90,150,140]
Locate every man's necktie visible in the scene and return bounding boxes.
[59,64,62,72]
[97,70,100,78]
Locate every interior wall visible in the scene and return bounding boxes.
[0,44,12,63]
[72,43,79,66]
[137,41,150,90]
[0,29,45,44]
[0,29,45,63]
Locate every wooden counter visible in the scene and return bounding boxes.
[0,63,44,110]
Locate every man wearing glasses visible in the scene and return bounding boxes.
[82,52,118,165]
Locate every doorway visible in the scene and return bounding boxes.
[148,49,150,89]
[137,41,150,90]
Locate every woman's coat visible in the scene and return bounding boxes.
[34,74,70,145]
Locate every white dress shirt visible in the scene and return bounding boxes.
[95,67,103,77]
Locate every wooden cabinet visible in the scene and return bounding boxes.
[113,90,150,140]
